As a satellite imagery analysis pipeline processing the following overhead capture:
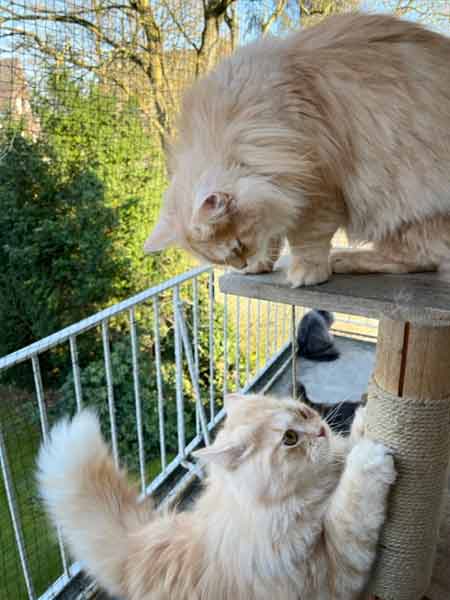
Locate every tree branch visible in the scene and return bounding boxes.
[261,0,288,34]
[160,0,200,51]
[204,0,236,20]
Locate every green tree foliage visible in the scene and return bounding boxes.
[0,71,188,362]
[0,125,118,356]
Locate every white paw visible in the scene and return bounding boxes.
[350,406,366,442]
[287,261,331,287]
[347,439,396,486]
[243,259,274,275]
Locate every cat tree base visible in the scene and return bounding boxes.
[219,263,450,600]
[365,318,450,600]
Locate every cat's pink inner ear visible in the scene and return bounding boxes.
[144,215,177,252]
[194,192,235,225]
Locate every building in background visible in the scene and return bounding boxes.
[0,58,40,137]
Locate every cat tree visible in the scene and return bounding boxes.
[220,261,450,600]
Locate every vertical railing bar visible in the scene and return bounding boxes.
[32,355,49,441]
[152,297,167,471]
[129,307,146,494]
[265,302,270,363]
[102,320,119,468]
[223,293,229,397]
[245,298,251,386]
[208,272,215,421]
[31,355,69,577]
[282,304,287,343]
[175,299,210,446]
[291,306,298,400]
[274,303,279,353]
[256,299,261,372]
[235,296,240,391]
[192,277,200,434]
[69,335,83,412]
[0,431,36,600]
[173,286,186,458]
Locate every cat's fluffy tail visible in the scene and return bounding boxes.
[37,409,150,597]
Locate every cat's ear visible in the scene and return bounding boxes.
[193,192,236,225]
[192,439,251,469]
[144,213,177,252]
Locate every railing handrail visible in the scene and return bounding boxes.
[0,265,211,372]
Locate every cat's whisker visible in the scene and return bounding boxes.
[323,396,353,423]
[340,413,358,430]
[324,401,345,425]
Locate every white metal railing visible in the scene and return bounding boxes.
[0,266,299,600]
[0,264,378,600]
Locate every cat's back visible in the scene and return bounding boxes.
[298,14,450,83]
[210,13,450,85]
[288,13,450,52]
[179,14,450,142]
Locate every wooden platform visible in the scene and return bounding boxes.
[219,258,450,321]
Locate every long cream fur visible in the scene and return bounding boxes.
[144,13,450,286]
[37,396,395,599]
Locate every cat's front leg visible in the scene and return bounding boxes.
[243,235,283,274]
[286,233,333,287]
[349,405,366,446]
[324,439,396,599]
[285,197,344,287]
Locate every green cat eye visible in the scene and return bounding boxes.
[282,429,298,447]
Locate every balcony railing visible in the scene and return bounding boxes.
[0,266,378,600]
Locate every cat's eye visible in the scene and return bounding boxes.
[282,429,299,447]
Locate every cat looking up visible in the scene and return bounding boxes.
[38,394,395,599]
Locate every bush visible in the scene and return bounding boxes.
[0,70,190,383]
[0,127,119,357]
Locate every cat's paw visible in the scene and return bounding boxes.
[347,439,396,486]
[287,260,331,287]
[243,259,275,275]
[350,406,366,444]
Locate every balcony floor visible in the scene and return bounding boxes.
[268,333,376,406]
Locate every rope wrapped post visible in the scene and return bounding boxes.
[366,317,450,600]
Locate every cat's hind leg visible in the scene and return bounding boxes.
[331,247,437,275]
[324,439,396,599]
[331,217,450,275]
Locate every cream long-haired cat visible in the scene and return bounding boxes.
[144,13,450,286]
[38,394,395,599]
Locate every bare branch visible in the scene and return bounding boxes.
[160,0,199,51]
[261,0,288,34]
[204,0,236,20]
[196,0,236,74]
[393,0,416,16]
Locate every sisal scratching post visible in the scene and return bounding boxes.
[366,317,450,600]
